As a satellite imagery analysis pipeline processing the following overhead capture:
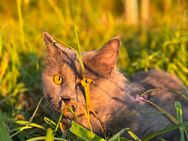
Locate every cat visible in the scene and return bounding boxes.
[42,32,188,140]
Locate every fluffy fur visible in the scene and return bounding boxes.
[42,32,188,140]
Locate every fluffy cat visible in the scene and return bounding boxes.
[42,32,188,140]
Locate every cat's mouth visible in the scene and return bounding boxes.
[47,95,85,118]
[50,95,88,122]
[60,100,87,118]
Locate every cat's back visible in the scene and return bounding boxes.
[128,69,188,139]
[129,69,188,112]
[130,69,186,94]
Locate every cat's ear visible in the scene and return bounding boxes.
[44,32,74,61]
[43,32,63,57]
[87,37,120,75]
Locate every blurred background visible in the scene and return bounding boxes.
[0,0,188,122]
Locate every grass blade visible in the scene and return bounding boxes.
[109,128,141,141]
[16,0,25,48]
[54,110,64,136]
[0,113,12,141]
[44,117,57,129]
[73,21,85,75]
[26,136,46,141]
[175,101,185,141]
[69,121,106,141]
[143,99,178,124]
[30,97,45,122]
[45,128,54,141]
[10,121,45,138]
[27,136,67,141]
[142,122,188,141]
[0,33,2,57]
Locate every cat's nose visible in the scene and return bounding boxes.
[61,95,71,103]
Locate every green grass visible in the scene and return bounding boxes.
[0,0,188,140]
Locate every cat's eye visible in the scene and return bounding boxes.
[85,78,92,84]
[80,77,92,87]
[53,74,63,85]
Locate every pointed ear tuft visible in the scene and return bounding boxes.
[43,32,59,56]
[105,36,120,52]
[87,37,120,75]
[43,32,76,64]
[43,32,57,45]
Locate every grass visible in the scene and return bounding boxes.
[0,0,188,140]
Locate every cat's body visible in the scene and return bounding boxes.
[42,32,188,140]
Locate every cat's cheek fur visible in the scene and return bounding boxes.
[42,73,63,105]
[42,75,59,107]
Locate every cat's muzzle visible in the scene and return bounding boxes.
[57,95,71,109]
[61,95,71,103]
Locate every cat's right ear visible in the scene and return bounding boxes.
[44,32,76,65]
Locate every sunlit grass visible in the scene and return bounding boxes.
[0,0,188,141]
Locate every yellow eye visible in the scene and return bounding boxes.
[80,77,92,87]
[85,78,92,84]
[53,74,63,85]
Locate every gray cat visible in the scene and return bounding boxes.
[42,32,188,140]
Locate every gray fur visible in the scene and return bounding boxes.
[42,32,188,140]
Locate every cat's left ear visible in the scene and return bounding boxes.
[87,37,120,75]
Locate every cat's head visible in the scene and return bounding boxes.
[42,32,124,121]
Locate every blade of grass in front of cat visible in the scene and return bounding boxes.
[5,118,45,137]
[54,109,64,136]
[46,128,54,141]
[54,38,85,76]
[109,128,141,141]
[79,77,106,136]
[10,122,45,138]
[27,136,67,141]
[175,101,186,141]
[44,117,57,130]
[142,121,188,141]
[1,116,44,131]
[30,97,45,122]
[73,21,85,75]
[158,138,167,141]
[14,120,45,129]
[73,23,95,133]
[69,121,106,141]
[80,77,93,132]
[143,99,178,124]
[0,113,12,141]
[26,128,67,141]
[10,126,33,138]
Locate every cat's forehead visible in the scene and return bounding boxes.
[58,46,76,60]
[82,50,96,61]
[46,53,80,76]
[46,50,96,76]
